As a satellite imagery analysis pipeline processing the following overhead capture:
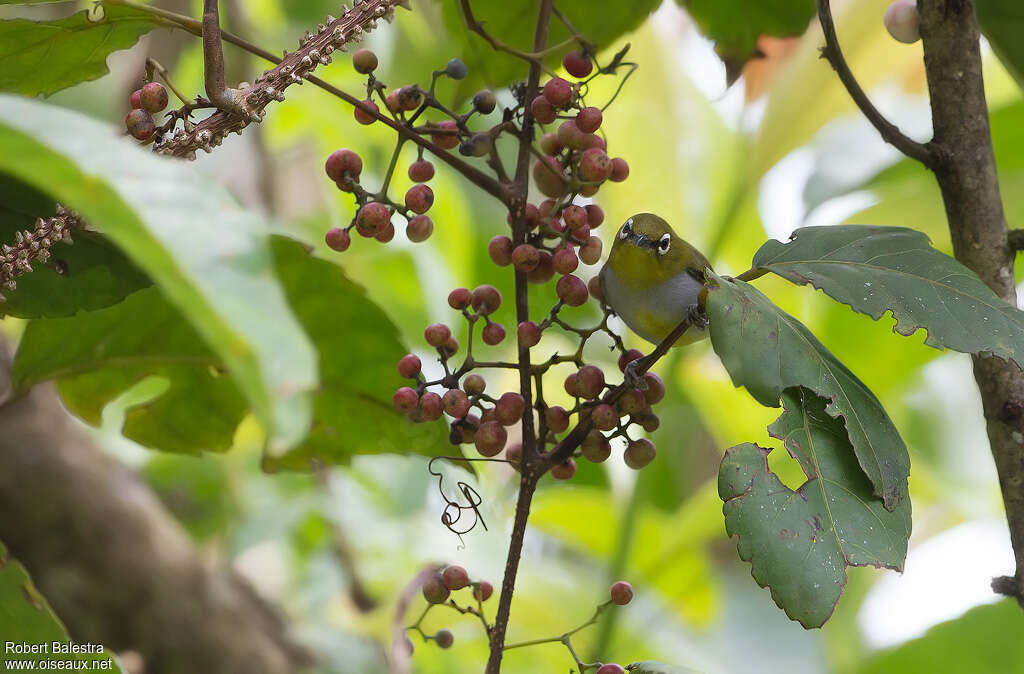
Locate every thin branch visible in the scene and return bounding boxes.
[816,0,934,167]
[458,0,566,74]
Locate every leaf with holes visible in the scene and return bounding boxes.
[753,225,1024,367]
[0,6,162,97]
[719,388,910,628]
[706,271,909,510]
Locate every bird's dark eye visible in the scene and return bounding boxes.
[619,219,633,240]
[657,233,671,255]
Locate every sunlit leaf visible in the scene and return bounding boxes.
[0,6,161,97]
[719,388,910,628]
[706,271,909,509]
[977,0,1024,92]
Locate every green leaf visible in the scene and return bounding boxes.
[752,225,1024,367]
[0,94,316,454]
[13,237,449,465]
[677,0,815,73]
[705,271,909,509]
[0,174,151,317]
[857,599,1024,673]
[719,388,910,628]
[438,0,659,100]
[0,540,122,671]
[0,6,161,97]
[977,0,1024,92]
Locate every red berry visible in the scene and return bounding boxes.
[405,184,434,214]
[354,98,379,125]
[356,202,391,235]
[431,120,460,149]
[489,236,514,267]
[585,204,605,228]
[581,430,611,463]
[375,222,396,243]
[525,203,542,229]
[556,274,589,306]
[588,275,605,302]
[325,227,351,252]
[587,134,608,151]
[610,581,634,606]
[442,565,471,590]
[545,406,570,433]
[596,665,625,674]
[435,629,454,649]
[591,403,618,431]
[562,205,587,230]
[579,183,600,198]
[624,439,657,469]
[551,459,577,480]
[420,392,444,421]
[471,285,502,314]
[397,85,423,111]
[563,50,593,78]
[540,132,562,155]
[580,237,603,265]
[552,246,579,275]
[642,373,665,405]
[618,389,647,416]
[557,120,588,150]
[564,372,579,397]
[406,215,434,243]
[385,90,402,114]
[474,581,494,601]
[527,251,555,284]
[443,389,471,418]
[482,322,507,346]
[884,0,921,44]
[494,392,526,426]
[425,323,452,347]
[579,148,613,182]
[394,387,418,413]
[125,109,156,141]
[448,287,472,310]
[398,354,422,379]
[140,82,168,113]
[576,106,603,134]
[576,365,605,400]
[408,160,435,182]
[638,413,661,433]
[352,48,378,74]
[422,573,450,604]
[533,155,566,198]
[326,149,363,183]
[443,337,459,357]
[463,374,486,395]
[517,321,542,348]
[542,77,573,107]
[610,157,630,182]
[129,89,142,109]
[475,421,507,457]
[618,349,644,372]
[531,95,557,124]
[511,244,540,273]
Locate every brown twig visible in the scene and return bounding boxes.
[816,0,934,166]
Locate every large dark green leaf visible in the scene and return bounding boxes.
[705,271,909,510]
[752,225,1024,367]
[13,237,449,466]
[676,0,815,73]
[0,6,162,97]
[719,388,910,628]
[0,174,150,317]
[0,94,316,455]
[978,0,1024,92]
[438,0,659,100]
[0,541,122,671]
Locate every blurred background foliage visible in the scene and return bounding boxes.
[3,0,1024,672]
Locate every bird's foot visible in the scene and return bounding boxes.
[624,358,649,391]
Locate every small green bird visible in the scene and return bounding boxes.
[599,213,712,345]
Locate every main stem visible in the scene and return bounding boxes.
[484,1,553,672]
[917,0,1024,603]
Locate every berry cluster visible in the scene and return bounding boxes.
[124,82,169,141]
[404,564,494,653]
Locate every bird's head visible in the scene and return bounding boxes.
[606,213,710,285]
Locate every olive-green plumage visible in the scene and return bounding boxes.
[599,213,712,345]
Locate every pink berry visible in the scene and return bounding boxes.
[517,321,542,348]
[125,109,155,141]
[443,389,471,418]
[325,227,351,252]
[398,354,422,379]
[588,276,604,302]
[326,149,363,184]
[557,120,588,150]
[579,148,613,182]
[533,155,566,198]
[575,106,603,134]
[642,373,665,405]
[129,89,142,109]
[494,392,526,426]
[581,430,611,463]
[356,202,391,235]
[431,120,460,149]
[474,581,494,601]
[482,322,507,346]
[884,0,921,44]
[596,665,625,674]
[556,274,589,306]
[576,365,605,400]
[527,251,555,284]
[545,406,570,433]
[624,439,657,470]
[140,82,168,113]
[609,157,630,182]
[540,132,562,155]
[425,323,452,347]
[531,95,557,124]
[552,246,579,275]
[619,389,648,416]
[406,215,434,243]
[405,184,434,214]
[475,421,507,457]
[580,236,603,265]
[408,160,435,182]
[585,204,605,227]
[422,573,450,604]
[448,287,472,310]
[542,77,573,107]
[489,236,514,267]
[375,222,396,243]
[397,85,423,111]
[551,459,577,480]
[562,205,587,230]
[511,244,540,273]
[394,387,419,413]
[420,392,443,421]
[471,285,502,314]
[591,403,618,431]
[442,565,471,590]
[563,50,593,78]
[354,98,379,125]
[610,581,634,606]
[618,349,644,372]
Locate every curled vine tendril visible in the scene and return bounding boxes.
[428,456,509,547]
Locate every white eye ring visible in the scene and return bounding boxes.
[656,233,671,255]
[619,218,633,240]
